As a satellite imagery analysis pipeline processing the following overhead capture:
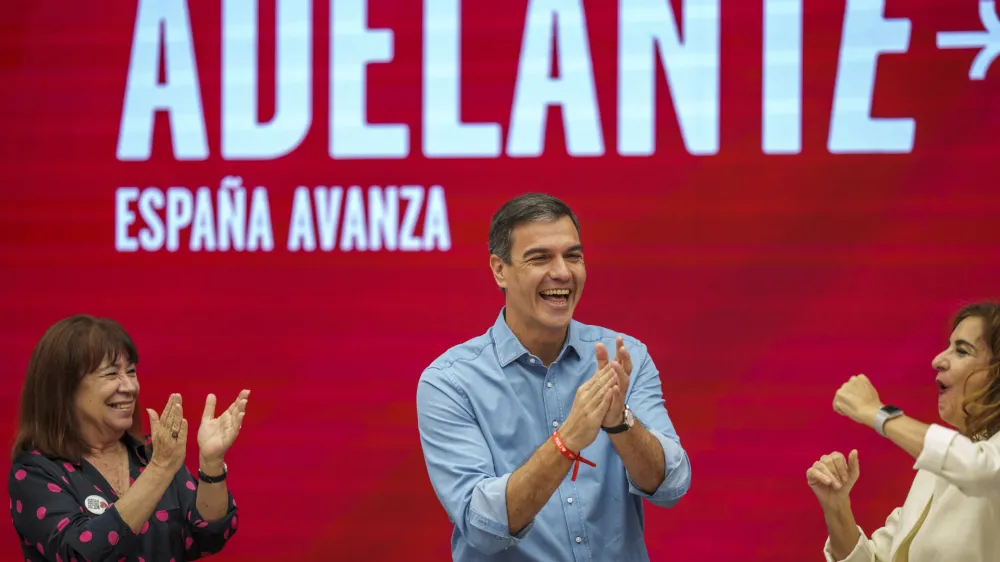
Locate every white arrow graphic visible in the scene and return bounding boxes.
[936,0,1000,79]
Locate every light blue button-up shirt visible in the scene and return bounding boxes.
[416,308,692,561]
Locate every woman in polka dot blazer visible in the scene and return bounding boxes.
[7,314,250,562]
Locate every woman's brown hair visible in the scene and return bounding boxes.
[956,302,1000,441]
[11,315,145,462]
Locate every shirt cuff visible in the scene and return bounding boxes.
[101,505,141,551]
[914,423,958,473]
[187,491,238,555]
[626,428,691,505]
[823,526,868,562]
[190,503,237,534]
[72,505,140,559]
[468,473,533,542]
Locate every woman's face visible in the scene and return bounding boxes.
[933,316,992,431]
[74,355,139,443]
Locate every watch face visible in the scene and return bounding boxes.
[624,407,635,426]
[882,405,902,415]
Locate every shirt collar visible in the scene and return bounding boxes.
[121,432,151,463]
[491,307,582,367]
[47,431,150,467]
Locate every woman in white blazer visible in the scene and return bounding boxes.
[807,302,1000,562]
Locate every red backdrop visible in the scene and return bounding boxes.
[2,0,999,560]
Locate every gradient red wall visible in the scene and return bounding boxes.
[2,0,999,560]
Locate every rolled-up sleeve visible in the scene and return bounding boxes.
[176,465,239,559]
[821,508,900,562]
[8,457,140,562]
[622,341,692,508]
[914,423,1000,498]
[417,369,532,555]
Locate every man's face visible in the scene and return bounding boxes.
[491,216,586,334]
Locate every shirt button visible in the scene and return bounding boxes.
[552,421,559,427]
[567,497,573,504]
[546,382,553,388]
[529,358,536,364]
[576,537,582,543]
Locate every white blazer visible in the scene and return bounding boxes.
[824,424,1000,562]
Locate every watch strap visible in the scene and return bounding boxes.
[874,405,904,437]
[601,406,633,434]
[602,423,630,434]
[198,462,228,484]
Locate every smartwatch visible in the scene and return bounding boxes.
[602,406,635,434]
[874,405,904,437]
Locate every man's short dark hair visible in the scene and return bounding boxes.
[488,193,581,264]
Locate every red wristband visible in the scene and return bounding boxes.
[551,431,596,481]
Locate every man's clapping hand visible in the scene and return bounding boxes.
[559,363,619,452]
[596,338,632,428]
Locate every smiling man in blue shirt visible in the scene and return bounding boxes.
[416,193,692,561]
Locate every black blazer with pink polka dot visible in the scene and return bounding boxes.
[7,433,238,562]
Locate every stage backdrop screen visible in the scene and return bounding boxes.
[2,0,999,560]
